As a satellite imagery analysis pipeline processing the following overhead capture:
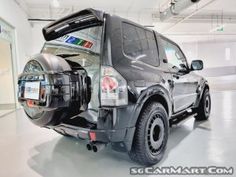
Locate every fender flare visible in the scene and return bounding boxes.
[123,85,172,151]
[128,85,172,128]
[195,80,210,108]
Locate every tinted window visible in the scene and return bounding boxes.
[122,23,159,66]
[161,37,188,70]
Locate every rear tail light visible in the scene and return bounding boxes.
[100,66,128,106]
[101,76,118,92]
[89,132,96,141]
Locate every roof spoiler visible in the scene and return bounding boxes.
[42,8,104,41]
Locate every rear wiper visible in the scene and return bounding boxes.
[57,54,80,58]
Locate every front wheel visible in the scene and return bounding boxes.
[129,102,169,166]
[194,88,211,121]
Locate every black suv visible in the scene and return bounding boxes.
[18,8,211,166]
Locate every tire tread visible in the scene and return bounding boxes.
[129,102,168,166]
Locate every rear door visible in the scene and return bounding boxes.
[40,8,105,121]
[161,37,198,113]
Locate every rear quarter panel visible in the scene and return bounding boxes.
[102,15,174,127]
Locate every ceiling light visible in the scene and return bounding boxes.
[51,0,60,8]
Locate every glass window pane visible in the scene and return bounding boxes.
[122,23,159,66]
[161,38,187,70]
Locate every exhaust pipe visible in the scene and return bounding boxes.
[92,142,106,152]
[86,143,93,151]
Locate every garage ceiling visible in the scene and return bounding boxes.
[20,0,162,11]
[15,0,236,42]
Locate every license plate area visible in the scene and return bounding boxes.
[24,81,41,100]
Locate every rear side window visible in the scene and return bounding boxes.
[122,22,159,66]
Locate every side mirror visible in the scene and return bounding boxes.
[191,60,203,71]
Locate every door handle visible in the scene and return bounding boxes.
[173,74,180,79]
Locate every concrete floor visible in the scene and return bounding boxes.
[0,79,236,177]
[207,74,236,91]
[0,109,14,117]
[0,104,15,117]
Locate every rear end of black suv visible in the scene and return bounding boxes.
[18,8,210,166]
[18,9,137,152]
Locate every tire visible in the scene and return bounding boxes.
[129,102,169,166]
[194,88,211,121]
[19,54,88,127]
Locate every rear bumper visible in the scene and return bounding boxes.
[52,104,137,151]
[53,123,135,151]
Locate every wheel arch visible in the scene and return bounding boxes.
[125,86,171,152]
[204,83,210,92]
[140,94,170,117]
[129,85,172,128]
[195,81,210,108]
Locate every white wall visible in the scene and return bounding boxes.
[180,41,236,68]
[0,0,33,73]
[0,39,15,104]
[0,0,33,108]
[31,22,48,54]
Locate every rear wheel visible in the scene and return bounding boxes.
[194,88,211,121]
[129,102,169,166]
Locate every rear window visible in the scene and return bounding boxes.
[122,22,159,66]
[42,26,102,70]
[42,26,102,57]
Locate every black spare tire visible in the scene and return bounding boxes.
[18,53,90,127]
